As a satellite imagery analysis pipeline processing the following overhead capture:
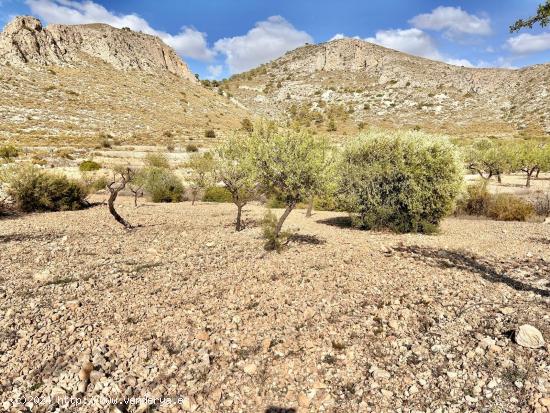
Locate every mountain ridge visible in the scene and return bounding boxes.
[0,16,247,145]
[222,38,550,137]
[0,16,197,83]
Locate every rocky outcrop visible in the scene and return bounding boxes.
[0,16,197,82]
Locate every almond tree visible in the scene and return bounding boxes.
[514,142,546,187]
[464,139,513,183]
[128,168,146,207]
[214,136,257,231]
[185,153,214,205]
[107,166,136,229]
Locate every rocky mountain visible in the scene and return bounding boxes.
[222,38,550,138]
[0,16,246,146]
[0,16,197,82]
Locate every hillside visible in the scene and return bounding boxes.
[222,38,550,138]
[0,17,248,147]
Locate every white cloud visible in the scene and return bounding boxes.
[328,33,360,42]
[410,6,491,37]
[444,58,475,68]
[25,0,215,60]
[207,64,223,78]
[365,28,484,68]
[506,32,550,54]
[329,33,345,41]
[366,28,441,60]
[214,15,313,74]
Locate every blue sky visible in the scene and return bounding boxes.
[1,0,549,78]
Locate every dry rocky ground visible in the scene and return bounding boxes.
[0,198,549,413]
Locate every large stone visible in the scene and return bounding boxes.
[515,324,545,349]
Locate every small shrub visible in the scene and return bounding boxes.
[145,153,170,169]
[205,129,216,139]
[3,164,88,212]
[203,186,233,203]
[80,171,109,193]
[533,190,550,217]
[99,139,111,148]
[455,181,491,216]
[142,167,184,203]
[31,156,48,166]
[185,144,199,152]
[266,195,286,209]
[91,175,109,192]
[486,194,534,221]
[313,193,344,212]
[55,149,74,160]
[0,145,19,161]
[79,160,101,172]
[241,118,253,133]
[262,210,292,252]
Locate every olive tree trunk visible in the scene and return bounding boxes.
[235,204,244,231]
[274,203,295,238]
[306,197,314,218]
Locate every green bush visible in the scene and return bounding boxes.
[486,194,534,221]
[338,130,463,233]
[142,167,184,203]
[3,164,88,212]
[90,175,109,192]
[313,193,344,212]
[203,186,233,203]
[0,145,19,161]
[266,194,286,208]
[79,160,101,172]
[455,182,534,221]
[145,152,170,169]
[205,129,216,139]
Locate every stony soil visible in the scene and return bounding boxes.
[1,199,549,412]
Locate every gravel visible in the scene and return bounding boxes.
[0,198,549,412]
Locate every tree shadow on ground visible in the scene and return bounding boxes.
[530,237,550,245]
[394,245,549,298]
[265,407,296,413]
[288,233,326,245]
[0,233,63,243]
[316,215,355,229]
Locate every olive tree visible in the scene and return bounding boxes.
[250,123,330,246]
[338,130,463,233]
[214,136,257,231]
